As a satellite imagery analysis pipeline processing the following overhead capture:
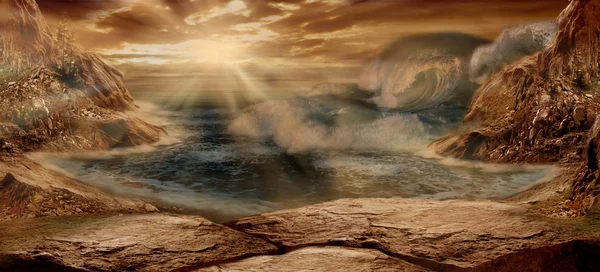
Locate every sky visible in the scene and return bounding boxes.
[34,0,567,100]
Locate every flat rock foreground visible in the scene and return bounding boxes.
[1,197,599,272]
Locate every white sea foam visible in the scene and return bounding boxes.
[228,98,432,154]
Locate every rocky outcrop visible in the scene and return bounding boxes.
[570,119,600,214]
[0,157,154,221]
[0,0,165,224]
[76,52,137,111]
[431,0,600,216]
[0,0,165,155]
[0,0,54,71]
[1,0,138,111]
[198,247,428,272]
[0,67,164,153]
[0,172,97,220]
[432,0,600,165]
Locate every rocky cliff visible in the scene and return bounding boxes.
[0,0,165,221]
[431,0,600,214]
[1,0,137,111]
[0,0,165,155]
[0,0,53,70]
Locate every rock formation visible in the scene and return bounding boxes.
[0,214,278,271]
[1,0,137,111]
[0,157,154,221]
[0,0,54,71]
[2,198,600,271]
[2,1,600,271]
[0,0,165,220]
[0,0,165,154]
[571,119,600,214]
[432,0,600,214]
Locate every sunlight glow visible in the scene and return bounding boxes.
[192,41,243,64]
[184,0,249,25]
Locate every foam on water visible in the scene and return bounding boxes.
[227,97,455,154]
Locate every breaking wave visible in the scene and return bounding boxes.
[228,98,438,153]
[361,33,488,110]
[230,33,488,153]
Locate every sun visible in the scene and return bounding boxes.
[192,40,243,64]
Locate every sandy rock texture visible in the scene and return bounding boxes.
[0,157,153,221]
[2,198,599,272]
[228,198,599,271]
[0,214,278,271]
[197,247,430,272]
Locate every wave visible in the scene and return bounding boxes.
[228,96,467,153]
[359,32,488,110]
[469,21,558,83]
[229,33,490,153]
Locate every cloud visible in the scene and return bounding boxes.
[36,0,567,67]
[184,0,249,25]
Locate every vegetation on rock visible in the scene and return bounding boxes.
[52,16,82,87]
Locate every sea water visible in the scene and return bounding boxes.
[31,93,556,223]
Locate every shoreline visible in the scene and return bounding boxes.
[19,135,563,223]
